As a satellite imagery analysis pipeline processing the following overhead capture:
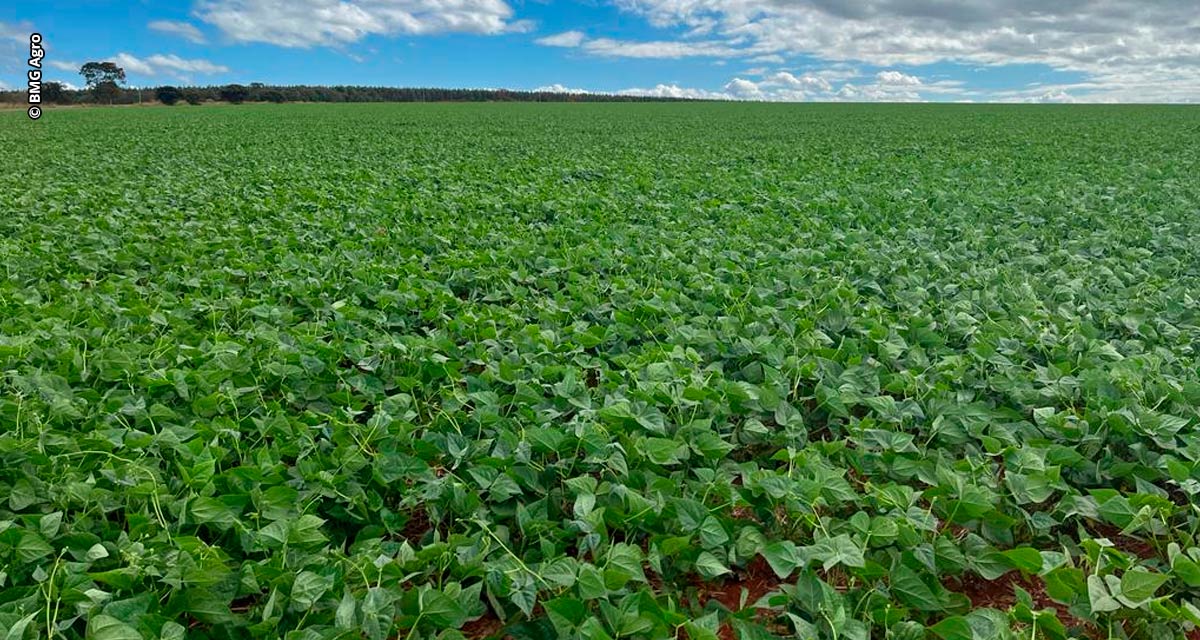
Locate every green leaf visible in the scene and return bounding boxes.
[1043,567,1085,603]
[891,566,942,611]
[1087,575,1120,613]
[1001,547,1043,574]
[606,544,646,583]
[545,597,587,633]
[419,587,468,627]
[87,543,110,562]
[698,517,729,548]
[8,480,43,511]
[3,613,37,640]
[642,437,685,465]
[290,571,334,610]
[1118,569,1168,604]
[730,620,778,640]
[190,496,236,527]
[16,531,54,563]
[40,511,63,538]
[289,515,328,547]
[510,583,537,617]
[815,534,865,570]
[160,622,185,640]
[541,557,578,588]
[1171,550,1200,587]
[335,590,357,629]
[87,615,142,640]
[761,541,801,578]
[577,565,607,600]
[695,552,731,579]
[1096,495,1137,529]
[930,616,973,640]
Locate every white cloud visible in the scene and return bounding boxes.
[835,83,921,102]
[769,71,832,92]
[110,53,230,80]
[724,77,762,97]
[619,83,732,99]
[0,79,8,90]
[535,29,751,59]
[1030,90,1076,103]
[48,60,80,72]
[876,70,921,86]
[581,37,746,59]
[533,83,588,93]
[111,53,154,76]
[148,20,207,44]
[535,30,584,47]
[524,81,732,99]
[539,74,953,102]
[594,0,1200,102]
[197,0,521,47]
[681,68,957,102]
[0,20,32,44]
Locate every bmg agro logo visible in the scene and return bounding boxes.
[28,32,43,120]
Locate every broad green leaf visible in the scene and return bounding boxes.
[290,571,333,610]
[930,616,973,640]
[87,615,142,640]
[761,541,801,578]
[1119,569,1168,604]
[695,552,731,579]
[698,517,729,548]
[891,566,942,611]
[1001,548,1042,574]
[1087,575,1120,613]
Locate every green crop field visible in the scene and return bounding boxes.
[2,103,1200,640]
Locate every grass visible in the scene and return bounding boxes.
[1,103,1200,639]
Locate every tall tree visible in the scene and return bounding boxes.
[219,84,249,104]
[80,62,125,104]
[41,81,68,104]
[156,86,183,105]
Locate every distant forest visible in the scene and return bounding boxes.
[3,82,687,106]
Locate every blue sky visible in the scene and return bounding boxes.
[3,1,1198,103]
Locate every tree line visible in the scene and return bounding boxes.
[3,61,686,106]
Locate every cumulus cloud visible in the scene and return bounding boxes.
[579,36,748,59]
[534,28,751,59]
[48,60,81,72]
[533,83,588,93]
[770,71,832,92]
[702,68,965,102]
[591,38,745,58]
[197,0,522,47]
[1030,90,1076,103]
[876,70,921,86]
[724,77,762,97]
[585,0,1200,101]
[148,20,208,44]
[619,74,935,102]
[619,83,732,99]
[536,71,954,102]
[110,53,230,79]
[535,30,584,47]
[526,81,733,100]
